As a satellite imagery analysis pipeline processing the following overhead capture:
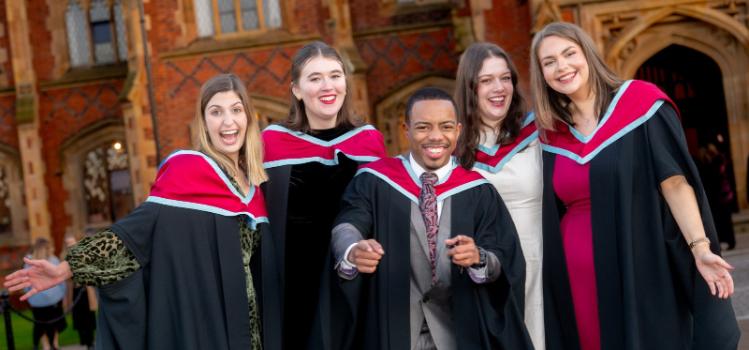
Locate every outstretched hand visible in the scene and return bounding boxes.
[3,258,72,301]
[693,246,734,299]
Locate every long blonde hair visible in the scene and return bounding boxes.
[191,74,268,185]
[530,22,623,131]
[31,238,54,260]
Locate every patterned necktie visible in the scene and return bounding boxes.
[419,171,439,284]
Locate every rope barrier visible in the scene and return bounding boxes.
[5,286,87,325]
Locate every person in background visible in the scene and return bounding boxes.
[62,233,97,350]
[5,74,281,350]
[26,238,67,350]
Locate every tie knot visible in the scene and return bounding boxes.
[420,172,438,186]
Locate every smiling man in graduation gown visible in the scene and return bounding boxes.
[324,87,532,350]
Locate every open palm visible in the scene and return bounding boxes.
[3,257,71,301]
[695,251,734,299]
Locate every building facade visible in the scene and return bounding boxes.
[0,0,746,265]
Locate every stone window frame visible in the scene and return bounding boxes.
[64,0,128,68]
[61,121,133,235]
[374,76,455,155]
[0,147,29,247]
[192,0,285,39]
[381,0,456,15]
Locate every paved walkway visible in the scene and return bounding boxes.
[724,232,749,349]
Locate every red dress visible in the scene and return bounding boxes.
[553,154,600,350]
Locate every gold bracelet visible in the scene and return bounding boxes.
[688,237,710,250]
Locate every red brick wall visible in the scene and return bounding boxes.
[27,0,54,82]
[482,0,533,93]
[143,0,327,156]
[38,81,124,248]
[289,0,326,35]
[356,28,459,104]
[0,95,17,149]
[143,0,184,55]
[350,0,390,31]
[151,45,304,155]
[0,0,14,87]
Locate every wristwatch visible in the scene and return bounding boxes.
[472,247,487,268]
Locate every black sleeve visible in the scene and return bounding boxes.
[467,185,533,349]
[110,202,161,266]
[473,184,525,297]
[333,173,376,238]
[474,186,525,284]
[645,103,741,349]
[646,103,689,183]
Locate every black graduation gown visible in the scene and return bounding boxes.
[94,150,282,350]
[260,124,387,349]
[321,156,533,350]
[540,80,740,349]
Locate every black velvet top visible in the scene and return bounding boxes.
[283,125,360,348]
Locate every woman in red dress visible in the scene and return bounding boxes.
[531,22,739,350]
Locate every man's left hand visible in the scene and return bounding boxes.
[446,235,480,267]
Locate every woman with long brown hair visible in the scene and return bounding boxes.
[6,74,281,350]
[261,41,386,349]
[531,22,738,349]
[454,42,544,349]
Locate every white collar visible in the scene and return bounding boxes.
[409,153,452,183]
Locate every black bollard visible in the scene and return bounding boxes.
[1,290,15,350]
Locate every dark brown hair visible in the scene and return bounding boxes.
[454,42,526,169]
[284,41,361,132]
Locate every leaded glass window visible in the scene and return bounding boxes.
[66,0,91,67]
[262,0,282,28]
[83,141,133,225]
[194,0,282,38]
[193,0,215,37]
[65,0,128,67]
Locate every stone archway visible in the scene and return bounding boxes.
[0,145,28,247]
[374,76,455,155]
[251,94,289,128]
[60,120,132,237]
[570,0,749,208]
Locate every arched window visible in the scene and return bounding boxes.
[374,77,455,155]
[193,0,282,38]
[82,141,133,225]
[250,95,288,128]
[0,151,27,241]
[65,0,128,67]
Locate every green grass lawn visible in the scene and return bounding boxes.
[0,309,82,350]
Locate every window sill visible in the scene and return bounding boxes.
[387,1,455,16]
[40,64,128,91]
[160,30,321,60]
